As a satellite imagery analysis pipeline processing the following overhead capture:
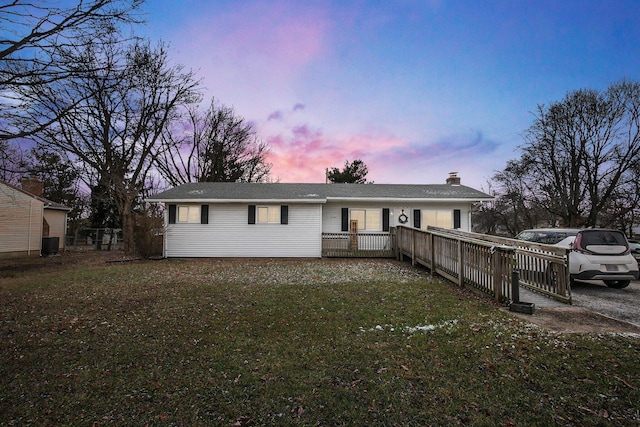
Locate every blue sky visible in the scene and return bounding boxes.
[139,0,640,188]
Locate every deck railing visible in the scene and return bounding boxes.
[395,226,571,304]
[321,226,571,304]
[322,232,395,258]
[423,227,571,303]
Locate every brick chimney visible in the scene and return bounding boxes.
[20,177,44,197]
[446,172,461,185]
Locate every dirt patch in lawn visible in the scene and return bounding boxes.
[506,306,640,335]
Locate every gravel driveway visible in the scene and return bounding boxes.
[571,279,640,327]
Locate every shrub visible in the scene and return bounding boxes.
[133,212,163,258]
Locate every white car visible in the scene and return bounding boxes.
[515,228,639,289]
[629,239,640,268]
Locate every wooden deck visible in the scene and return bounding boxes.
[322,232,395,258]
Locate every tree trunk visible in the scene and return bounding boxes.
[121,198,135,256]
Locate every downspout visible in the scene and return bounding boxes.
[63,209,68,251]
[28,200,33,255]
[163,208,168,258]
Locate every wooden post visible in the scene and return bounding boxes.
[429,232,435,273]
[493,247,503,302]
[558,248,569,301]
[391,227,398,260]
[457,240,464,287]
[411,228,416,266]
[349,220,358,250]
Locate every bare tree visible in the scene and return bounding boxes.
[156,98,272,185]
[599,162,640,234]
[0,140,27,183]
[474,160,550,236]
[27,35,200,254]
[521,80,640,227]
[0,0,143,139]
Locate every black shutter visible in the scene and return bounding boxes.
[453,209,461,229]
[201,205,209,224]
[341,208,349,231]
[168,204,176,224]
[281,205,288,224]
[382,208,390,232]
[248,205,256,224]
[413,209,421,229]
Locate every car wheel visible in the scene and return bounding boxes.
[604,280,630,289]
[545,264,558,288]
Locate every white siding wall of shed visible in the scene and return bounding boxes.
[164,203,322,257]
[0,183,44,255]
[44,209,68,250]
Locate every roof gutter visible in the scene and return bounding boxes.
[325,197,494,203]
[145,198,328,204]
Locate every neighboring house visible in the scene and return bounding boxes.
[147,173,493,258]
[0,179,71,258]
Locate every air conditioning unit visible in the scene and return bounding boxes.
[41,237,60,256]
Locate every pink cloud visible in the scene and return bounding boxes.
[291,125,313,139]
[258,115,499,186]
[267,111,283,121]
[266,103,308,123]
[262,122,405,182]
[182,2,330,77]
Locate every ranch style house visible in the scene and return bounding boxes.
[147,173,493,258]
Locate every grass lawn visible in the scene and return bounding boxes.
[1,254,639,426]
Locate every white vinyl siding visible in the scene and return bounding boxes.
[0,183,44,255]
[322,203,473,233]
[165,203,321,257]
[164,200,476,258]
[43,209,68,251]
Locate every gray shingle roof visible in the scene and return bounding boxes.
[147,182,493,203]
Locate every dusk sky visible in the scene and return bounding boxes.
[139,0,640,189]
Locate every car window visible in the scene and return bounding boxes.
[579,230,627,247]
[515,230,578,245]
[538,232,570,245]
[515,231,536,242]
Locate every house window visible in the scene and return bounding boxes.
[257,206,280,223]
[422,209,452,229]
[177,205,201,223]
[350,209,382,231]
